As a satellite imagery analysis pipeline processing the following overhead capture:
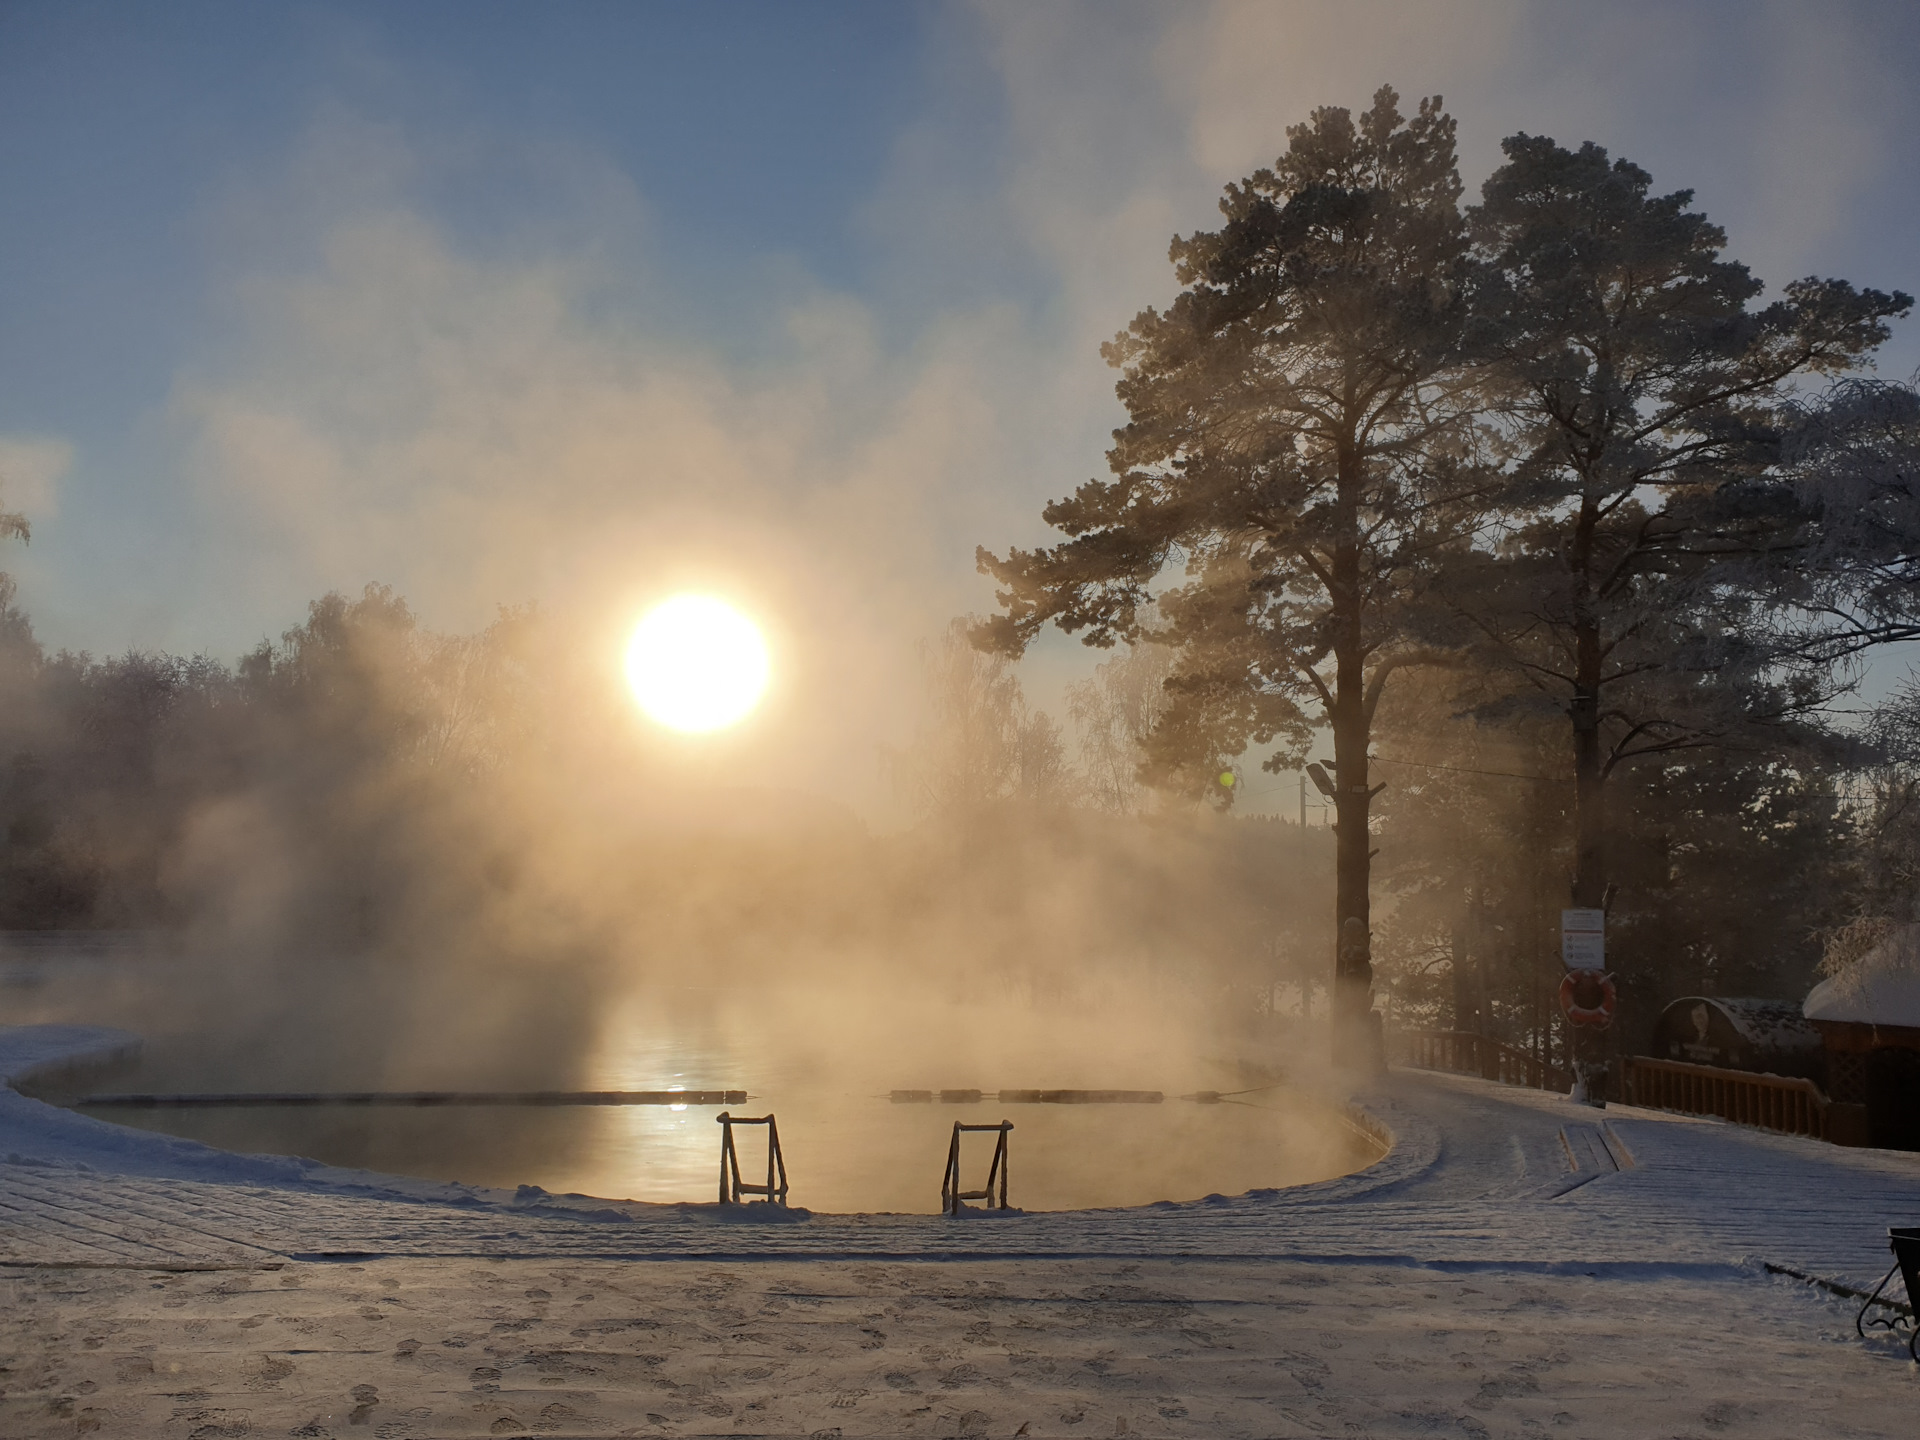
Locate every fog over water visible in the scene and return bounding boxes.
[8,907,1370,1211]
[0,595,1355,1206]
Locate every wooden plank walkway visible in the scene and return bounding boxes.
[6,1064,1918,1293]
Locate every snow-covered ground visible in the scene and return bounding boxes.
[4,1023,1919,1436]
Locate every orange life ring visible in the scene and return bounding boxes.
[1559,970,1616,1028]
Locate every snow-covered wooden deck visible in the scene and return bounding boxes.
[6,1025,1920,1438]
[4,1026,1917,1294]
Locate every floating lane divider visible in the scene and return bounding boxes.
[889,1089,1162,1104]
[77,1090,749,1108]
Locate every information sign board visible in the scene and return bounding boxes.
[1561,908,1605,968]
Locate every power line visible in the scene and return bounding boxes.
[1247,752,1558,792]
[1370,754,1561,783]
[1265,752,1879,795]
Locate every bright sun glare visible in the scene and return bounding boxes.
[624,594,771,734]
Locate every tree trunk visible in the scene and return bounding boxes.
[1570,679,1605,908]
[1566,493,1608,1101]
[1331,694,1375,1066]
[1568,495,1607,910]
[1330,437,1379,1071]
[1451,890,1485,1035]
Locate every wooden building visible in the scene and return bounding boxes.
[1804,931,1920,1151]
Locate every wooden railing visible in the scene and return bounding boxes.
[1624,1056,1830,1139]
[1396,1030,1568,1093]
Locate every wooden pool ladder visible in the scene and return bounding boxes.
[942,1119,1012,1215]
[716,1111,788,1206]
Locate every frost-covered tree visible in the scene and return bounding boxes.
[0,480,31,670]
[1459,135,1910,913]
[894,618,1066,819]
[1369,655,1856,1063]
[1065,640,1175,814]
[1779,377,1920,660]
[976,88,1489,1065]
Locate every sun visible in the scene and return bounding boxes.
[624,594,771,734]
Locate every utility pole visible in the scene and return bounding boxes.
[1299,772,1307,829]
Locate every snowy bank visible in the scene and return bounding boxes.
[0,1024,583,1209]
[0,1022,140,1088]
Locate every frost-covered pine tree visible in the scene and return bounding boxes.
[975,88,1488,1068]
[1457,135,1910,915]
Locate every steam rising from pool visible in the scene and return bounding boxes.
[60,994,1375,1211]
[12,884,1367,1212]
[2,622,1351,1213]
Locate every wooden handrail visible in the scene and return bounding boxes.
[717,1112,789,1205]
[1624,1056,1830,1139]
[1395,1029,1568,1093]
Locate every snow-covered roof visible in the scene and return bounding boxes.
[1804,923,1920,1028]
[1663,997,1822,1053]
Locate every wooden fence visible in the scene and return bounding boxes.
[1399,1033,1840,1143]
[1623,1056,1830,1139]
[1396,1030,1568,1093]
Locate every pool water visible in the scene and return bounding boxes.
[13,949,1379,1212]
[72,1084,1374,1213]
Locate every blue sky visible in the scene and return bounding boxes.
[1,3,943,420]
[3,1,1918,802]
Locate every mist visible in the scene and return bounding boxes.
[0,579,1364,1212]
[0,569,1365,1191]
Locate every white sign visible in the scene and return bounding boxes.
[1561,908,1605,968]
